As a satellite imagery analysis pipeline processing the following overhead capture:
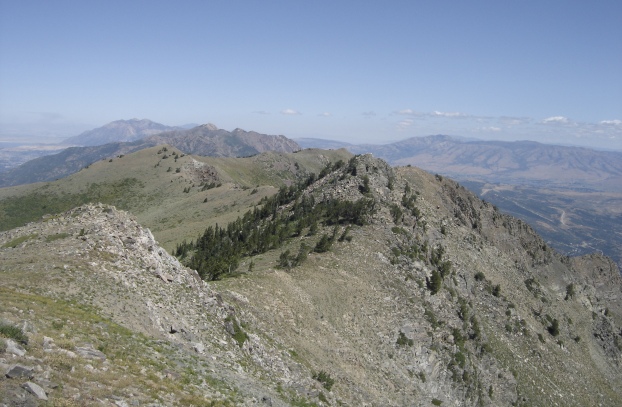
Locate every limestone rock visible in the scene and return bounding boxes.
[5,339,26,356]
[76,345,106,361]
[21,381,48,400]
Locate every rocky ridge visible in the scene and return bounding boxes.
[0,203,322,406]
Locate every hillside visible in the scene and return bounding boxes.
[0,124,301,188]
[0,146,352,251]
[147,124,300,158]
[1,153,621,406]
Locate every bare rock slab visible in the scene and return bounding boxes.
[22,381,48,400]
[5,364,34,379]
[5,339,26,356]
[75,345,106,361]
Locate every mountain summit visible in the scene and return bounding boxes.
[62,118,177,146]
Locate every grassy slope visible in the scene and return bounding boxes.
[0,146,352,252]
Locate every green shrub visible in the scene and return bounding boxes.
[454,351,466,368]
[0,322,28,344]
[432,398,443,406]
[565,283,575,300]
[474,271,485,282]
[313,370,335,391]
[427,270,442,294]
[481,343,492,353]
[359,175,371,195]
[389,203,403,223]
[278,249,294,269]
[396,332,414,347]
[314,234,333,253]
[2,234,38,248]
[51,320,65,330]
[547,319,560,337]
[45,232,70,242]
[224,316,248,348]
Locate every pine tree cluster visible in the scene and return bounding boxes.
[175,159,376,280]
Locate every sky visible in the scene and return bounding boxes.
[1,0,621,150]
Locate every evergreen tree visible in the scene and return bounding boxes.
[427,270,442,294]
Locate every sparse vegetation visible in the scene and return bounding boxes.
[2,233,38,248]
[225,316,248,348]
[0,321,28,344]
[396,331,414,347]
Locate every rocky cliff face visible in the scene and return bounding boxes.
[1,155,621,406]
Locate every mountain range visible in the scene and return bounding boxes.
[299,135,622,191]
[0,121,300,187]
[1,149,620,405]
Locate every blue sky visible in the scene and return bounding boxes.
[1,0,621,149]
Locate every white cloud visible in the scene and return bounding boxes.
[281,109,301,115]
[396,118,414,130]
[394,109,468,118]
[431,111,467,118]
[318,112,332,117]
[542,116,569,124]
[600,119,622,126]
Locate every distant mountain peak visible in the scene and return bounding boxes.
[199,123,219,131]
[63,119,176,146]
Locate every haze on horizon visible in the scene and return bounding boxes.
[0,1,620,150]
